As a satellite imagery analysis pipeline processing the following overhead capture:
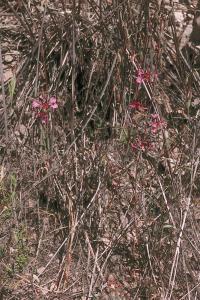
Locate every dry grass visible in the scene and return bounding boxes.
[0,0,200,299]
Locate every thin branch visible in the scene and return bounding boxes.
[0,44,8,141]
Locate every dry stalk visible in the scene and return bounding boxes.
[0,44,8,141]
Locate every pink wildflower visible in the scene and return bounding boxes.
[136,69,145,84]
[136,69,151,84]
[49,97,58,109]
[32,99,42,109]
[131,138,152,151]
[42,102,49,110]
[151,113,160,119]
[32,96,58,124]
[143,71,151,81]
[150,114,167,134]
[129,100,146,111]
[136,68,157,84]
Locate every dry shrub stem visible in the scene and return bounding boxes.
[0,43,8,141]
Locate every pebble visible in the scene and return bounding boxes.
[4,54,13,63]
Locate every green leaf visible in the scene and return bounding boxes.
[8,76,16,99]
[119,128,136,143]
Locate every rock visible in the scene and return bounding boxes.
[4,55,13,63]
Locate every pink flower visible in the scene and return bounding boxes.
[143,71,151,81]
[32,96,58,124]
[32,99,42,109]
[136,69,151,84]
[136,69,157,84]
[150,114,167,134]
[129,100,146,111]
[136,69,145,84]
[131,138,152,151]
[32,97,58,111]
[151,113,160,119]
[42,102,49,110]
[49,97,58,109]
[32,98,49,110]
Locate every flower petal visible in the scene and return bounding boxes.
[136,77,143,84]
[151,113,160,119]
[129,100,146,111]
[32,99,42,109]
[49,97,58,109]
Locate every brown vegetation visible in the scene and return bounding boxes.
[0,1,200,299]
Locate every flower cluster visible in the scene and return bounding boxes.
[129,100,147,112]
[136,68,157,84]
[32,96,58,124]
[149,114,167,134]
[131,138,152,151]
[129,100,167,153]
